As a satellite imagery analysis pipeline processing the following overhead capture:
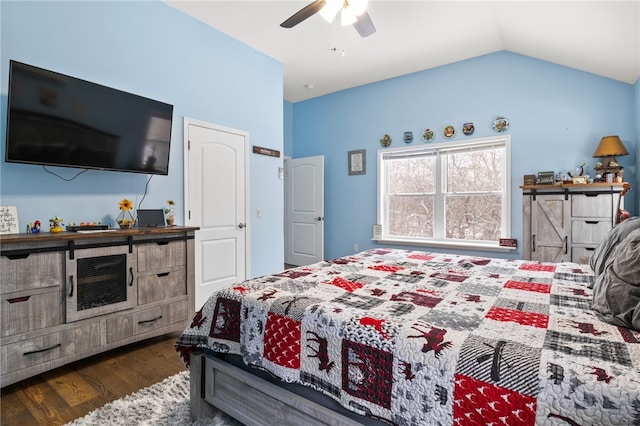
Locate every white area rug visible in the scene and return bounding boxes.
[65,370,242,426]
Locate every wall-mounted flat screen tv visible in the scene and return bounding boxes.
[5,60,173,175]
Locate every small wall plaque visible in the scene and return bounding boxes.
[499,238,518,248]
[253,146,280,158]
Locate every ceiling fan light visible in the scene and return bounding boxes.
[320,0,342,23]
[341,7,357,26]
[349,0,368,16]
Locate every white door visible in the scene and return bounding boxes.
[284,156,324,266]
[184,118,248,310]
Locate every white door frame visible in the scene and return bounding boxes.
[183,117,250,308]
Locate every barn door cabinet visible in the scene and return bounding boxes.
[0,227,197,387]
[522,183,626,263]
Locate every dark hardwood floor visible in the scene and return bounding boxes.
[1,332,186,426]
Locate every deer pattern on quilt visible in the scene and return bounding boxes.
[176,249,640,425]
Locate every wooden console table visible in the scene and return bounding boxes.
[1,227,198,387]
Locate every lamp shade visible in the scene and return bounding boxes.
[592,135,629,158]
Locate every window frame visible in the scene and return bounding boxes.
[376,135,512,252]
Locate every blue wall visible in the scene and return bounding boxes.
[291,52,638,260]
[0,0,284,278]
[2,2,637,268]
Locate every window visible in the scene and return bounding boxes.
[377,136,511,251]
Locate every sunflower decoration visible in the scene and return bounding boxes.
[119,198,134,211]
[117,198,135,229]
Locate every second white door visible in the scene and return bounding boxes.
[284,156,324,266]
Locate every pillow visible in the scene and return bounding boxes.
[589,216,640,280]
[591,226,640,330]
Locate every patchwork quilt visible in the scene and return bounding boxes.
[175,249,640,425]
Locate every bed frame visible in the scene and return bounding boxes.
[189,351,367,426]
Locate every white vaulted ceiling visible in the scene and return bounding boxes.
[165,1,640,102]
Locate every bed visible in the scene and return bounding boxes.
[175,240,640,425]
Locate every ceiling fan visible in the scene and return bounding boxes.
[280,0,376,38]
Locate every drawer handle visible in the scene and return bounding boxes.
[157,272,170,278]
[156,241,170,246]
[5,254,30,260]
[7,296,31,304]
[565,236,568,255]
[585,220,599,224]
[584,193,599,197]
[23,343,61,356]
[585,247,595,251]
[138,315,163,325]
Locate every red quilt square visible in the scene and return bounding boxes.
[454,374,536,425]
[368,265,405,273]
[486,307,549,328]
[263,313,301,369]
[408,253,436,261]
[518,263,556,272]
[329,276,364,292]
[504,280,551,293]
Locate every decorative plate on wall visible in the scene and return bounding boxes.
[380,134,392,147]
[443,125,455,138]
[493,116,509,132]
[462,122,474,135]
[403,131,413,143]
[422,129,434,142]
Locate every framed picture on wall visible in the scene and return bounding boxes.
[348,149,366,175]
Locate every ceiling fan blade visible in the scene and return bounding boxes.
[280,0,326,29]
[353,10,376,37]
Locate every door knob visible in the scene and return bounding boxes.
[238,223,246,229]
[316,217,324,221]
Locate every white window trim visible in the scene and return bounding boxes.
[375,135,513,252]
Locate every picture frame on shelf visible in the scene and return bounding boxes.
[0,206,19,234]
[348,149,366,175]
[536,171,555,185]
[523,174,536,186]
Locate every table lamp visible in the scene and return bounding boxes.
[593,135,628,168]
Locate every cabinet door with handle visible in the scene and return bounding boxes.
[529,194,571,262]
